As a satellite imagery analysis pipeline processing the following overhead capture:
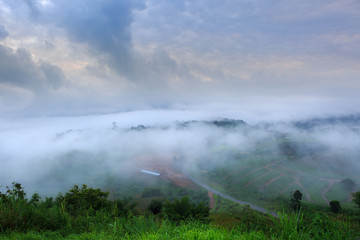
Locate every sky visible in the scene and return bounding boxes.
[0,0,360,119]
[1,0,360,195]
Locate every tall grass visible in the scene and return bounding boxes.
[0,183,358,239]
[1,211,356,240]
[0,196,69,233]
[270,209,356,240]
[1,217,266,240]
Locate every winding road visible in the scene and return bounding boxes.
[185,174,278,217]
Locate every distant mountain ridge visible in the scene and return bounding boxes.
[129,118,247,131]
[293,114,360,130]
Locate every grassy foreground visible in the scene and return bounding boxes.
[0,183,358,239]
[0,212,357,240]
[0,212,356,240]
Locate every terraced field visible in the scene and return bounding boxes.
[192,151,359,208]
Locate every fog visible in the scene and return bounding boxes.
[0,110,360,197]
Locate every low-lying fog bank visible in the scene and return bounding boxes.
[1,110,360,196]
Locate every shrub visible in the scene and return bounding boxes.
[0,183,67,233]
[290,190,302,211]
[63,184,110,216]
[164,196,209,222]
[113,198,136,217]
[141,187,164,198]
[351,191,360,208]
[147,200,163,215]
[329,200,341,213]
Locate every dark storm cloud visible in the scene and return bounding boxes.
[1,0,147,80]
[0,44,65,91]
[37,0,146,79]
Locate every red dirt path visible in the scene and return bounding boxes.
[208,191,215,209]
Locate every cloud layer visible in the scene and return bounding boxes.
[1,112,359,196]
[0,0,359,118]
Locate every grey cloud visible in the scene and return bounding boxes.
[0,25,9,40]
[0,44,66,91]
[53,1,136,52]
[9,0,198,85]
[43,0,145,78]
[0,0,359,118]
[135,0,360,57]
[0,45,43,89]
[1,0,145,79]
[40,62,65,89]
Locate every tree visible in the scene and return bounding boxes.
[329,200,341,213]
[64,184,109,216]
[352,191,360,208]
[0,182,26,202]
[29,193,41,206]
[291,190,302,211]
[6,182,26,200]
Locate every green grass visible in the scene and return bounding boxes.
[1,210,357,240]
[196,155,356,209]
[1,182,359,240]
[326,183,351,203]
[264,175,292,195]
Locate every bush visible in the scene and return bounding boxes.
[0,186,67,232]
[147,200,163,215]
[164,196,209,222]
[329,200,341,213]
[290,190,302,211]
[113,198,137,217]
[141,187,164,198]
[63,184,110,216]
[351,191,360,208]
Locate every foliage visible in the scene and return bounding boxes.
[270,209,305,239]
[1,210,356,240]
[0,183,358,239]
[112,198,136,217]
[351,191,360,208]
[164,196,209,222]
[290,190,302,211]
[0,182,26,201]
[147,200,163,215]
[0,183,131,233]
[62,184,110,216]
[29,193,41,206]
[0,193,67,232]
[166,187,208,205]
[329,200,341,213]
[141,187,163,198]
[270,209,355,240]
